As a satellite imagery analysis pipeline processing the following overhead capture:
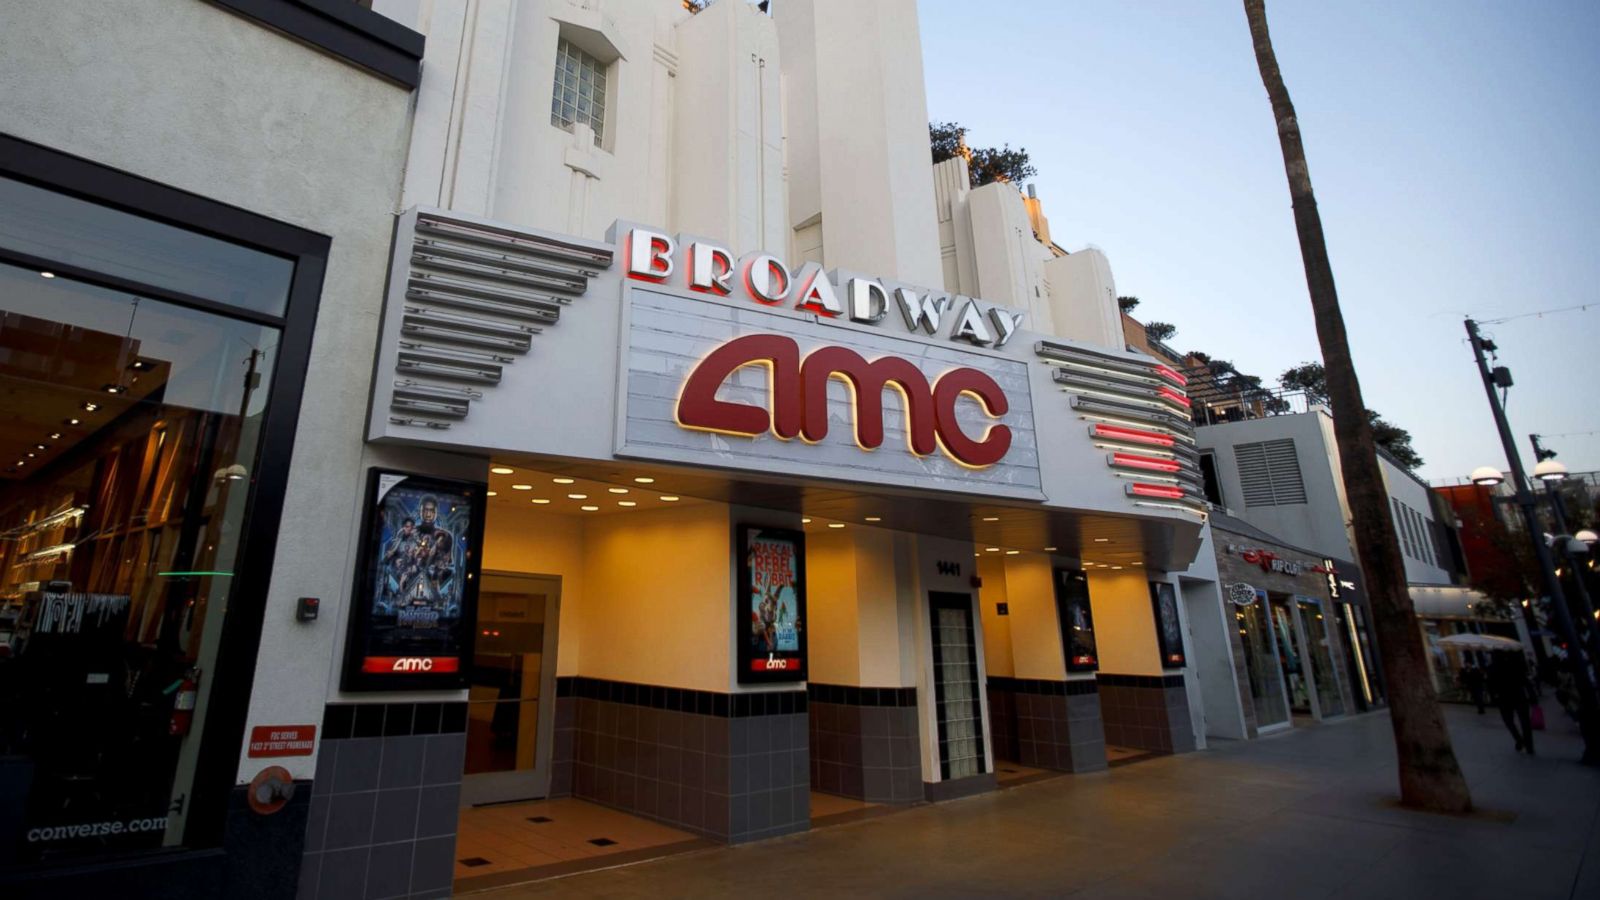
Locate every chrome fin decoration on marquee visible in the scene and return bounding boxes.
[387,212,613,428]
[1034,340,1207,517]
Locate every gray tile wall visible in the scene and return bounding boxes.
[987,679,1106,773]
[1096,675,1196,755]
[808,701,922,804]
[568,681,810,844]
[299,704,465,900]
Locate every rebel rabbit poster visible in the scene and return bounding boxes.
[737,526,807,683]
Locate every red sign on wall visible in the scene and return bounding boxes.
[247,725,317,758]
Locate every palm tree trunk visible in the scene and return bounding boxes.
[1243,0,1472,813]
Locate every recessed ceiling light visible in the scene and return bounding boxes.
[65,418,81,426]
[102,384,123,394]
[486,491,498,497]
[568,493,587,500]
[532,498,551,504]
[1005,550,1020,555]
[634,477,655,484]
[827,523,845,529]
[1044,546,1058,552]
[490,466,514,475]
[865,516,881,522]
[986,547,1000,552]
[511,484,533,491]
[581,505,599,511]
[608,487,628,494]
[34,444,47,451]
[660,495,680,502]
[26,452,36,459]
[39,271,55,279]
[553,477,575,484]
[1094,538,1110,543]
[982,516,999,522]
[618,501,637,507]
[1112,566,1124,570]
[801,518,812,524]
[82,402,99,412]
[49,433,61,440]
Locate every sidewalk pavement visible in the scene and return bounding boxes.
[477,706,1600,899]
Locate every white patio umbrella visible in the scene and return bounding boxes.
[1436,633,1524,651]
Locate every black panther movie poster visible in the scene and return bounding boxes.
[1150,581,1187,669]
[342,470,485,691]
[1052,567,1098,672]
[736,526,807,684]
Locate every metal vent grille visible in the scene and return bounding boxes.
[1235,438,1306,507]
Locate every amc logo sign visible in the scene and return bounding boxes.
[675,334,1012,468]
[360,656,461,674]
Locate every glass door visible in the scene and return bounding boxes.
[1269,595,1313,715]
[1237,591,1290,730]
[459,572,560,805]
[1296,596,1346,718]
[929,591,985,781]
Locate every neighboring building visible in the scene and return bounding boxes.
[0,1,424,896]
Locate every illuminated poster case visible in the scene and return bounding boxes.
[1053,567,1099,672]
[1150,581,1187,669]
[342,469,487,691]
[736,525,808,684]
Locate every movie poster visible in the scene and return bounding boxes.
[1052,567,1098,672]
[737,526,806,683]
[343,470,485,691]
[1149,581,1187,669]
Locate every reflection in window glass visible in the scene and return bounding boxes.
[0,262,277,863]
[0,176,293,318]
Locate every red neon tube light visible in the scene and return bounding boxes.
[1157,386,1191,407]
[1129,483,1186,500]
[1091,423,1175,447]
[1112,452,1181,474]
[1154,364,1188,387]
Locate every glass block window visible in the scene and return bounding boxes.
[930,596,985,781]
[551,38,607,146]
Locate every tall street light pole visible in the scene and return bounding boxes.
[1465,318,1600,764]
[1529,436,1600,665]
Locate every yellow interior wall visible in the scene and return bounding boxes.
[977,555,1014,677]
[853,527,908,687]
[806,529,861,684]
[580,503,732,692]
[1088,570,1162,676]
[482,503,585,676]
[1003,555,1065,680]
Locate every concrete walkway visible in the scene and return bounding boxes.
[476,707,1600,899]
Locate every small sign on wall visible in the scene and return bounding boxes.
[1149,581,1187,669]
[247,725,317,758]
[737,525,808,684]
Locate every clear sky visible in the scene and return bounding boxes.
[917,0,1600,484]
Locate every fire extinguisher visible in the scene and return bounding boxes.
[170,668,201,736]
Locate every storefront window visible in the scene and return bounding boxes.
[1296,596,1345,718]
[1237,591,1288,729]
[0,220,280,863]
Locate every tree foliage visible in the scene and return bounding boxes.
[1145,321,1177,343]
[1117,296,1140,313]
[1278,362,1424,469]
[929,121,1038,188]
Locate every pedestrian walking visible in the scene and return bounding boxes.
[1459,661,1487,714]
[1488,651,1536,754]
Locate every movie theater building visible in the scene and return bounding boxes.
[2,1,1239,897]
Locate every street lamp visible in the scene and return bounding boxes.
[1471,466,1505,487]
[1465,317,1600,764]
[1534,459,1570,482]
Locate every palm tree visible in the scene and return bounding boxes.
[1243,0,1471,813]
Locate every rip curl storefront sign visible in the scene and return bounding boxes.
[616,227,1042,497]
